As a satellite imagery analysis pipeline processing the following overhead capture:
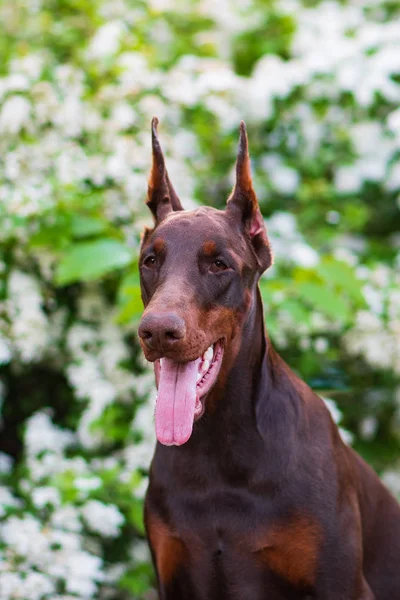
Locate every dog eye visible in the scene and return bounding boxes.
[143,255,156,267]
[210,259,228,273]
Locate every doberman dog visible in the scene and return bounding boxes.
[138,119,400,600]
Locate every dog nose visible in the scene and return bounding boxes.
[138,312,186,352]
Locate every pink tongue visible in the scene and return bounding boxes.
[155,357,200,446]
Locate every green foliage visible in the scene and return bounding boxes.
[119,563,154,598]
[55,239,132,285]
[233,12,296,75]
[117,272,143,324]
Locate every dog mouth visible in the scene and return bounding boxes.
[153,339,224,447]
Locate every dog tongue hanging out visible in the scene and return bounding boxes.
[154,343,222,445]
[138,118,270,446]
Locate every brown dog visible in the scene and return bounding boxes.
[138,119,400,599]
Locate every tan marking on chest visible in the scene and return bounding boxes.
[256,513,321,588]
[147,513,186,585]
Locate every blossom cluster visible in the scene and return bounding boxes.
[0,0,399,597]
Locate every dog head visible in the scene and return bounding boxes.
[138,119,272,445]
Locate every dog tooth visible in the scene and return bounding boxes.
[196,372,202,382]
[204,347,213,362]
[202,360,210,373]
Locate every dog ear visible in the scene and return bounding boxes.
[226,121,272,272]
[147,117,184,224]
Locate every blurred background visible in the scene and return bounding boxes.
[0,0,399,598]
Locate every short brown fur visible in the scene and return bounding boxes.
[146,512,186,585]
[257,513,321,588]
[202,240,217,255]
[153,237,166,253]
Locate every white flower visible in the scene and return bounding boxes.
[359,416,378,441]
[123,439,155,474]
[387,161,400,191]
[110,102,136,131]
[322,398,353,445]
[326,210,340,225]
[0,572,25,600]
[0,453,13,475]
[129,539,151,564]
[0,96,31,135]
[370,265,391,288]
[322,397,342,425]
[333,248,358,267]
[354,311,381,332]
[363,285,384,315]
[25,412,75,457]
[10,54,43,80]
[335,165,363,193]
[81,500,124,538]
[268,212,297,237]
[382,470,400,499]
[262,154,300,194]
[50,597,81,600]
[134,475,149,500]
[339,428,354,446]
[134,372,155,399]
[0,338,11,365]
[344,309,399,371]
[51,505,82,533]
[314,337,328,354]
[32,486,61,509]
[148,0,175,10]
[268,213,319,268]
[290,242,319,268]
[66,324,97,356]
[48,549,104,597]
[133,400,156,441]
[1,73,29,93]
[74,476,102,493]
[7,271,50,363]
[54,65,84,95]
[53,96,84,137]
[87,21,125,59]
[0,486,22,517]
[247,55,303,121]
[299,337,311,351]
[204,95,241,131]
[0,514,50,564]
[19,571,55,600]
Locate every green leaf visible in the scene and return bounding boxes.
[119,564,154,596]
[90,404,133,443]
[116,272,143,324]
[296,282,350,321]
[129,499,146,535]
[316,258,365,304]
[70,215,107,238]
[279,298,310,324]
[55,239,132,285]
[29,216,72,251]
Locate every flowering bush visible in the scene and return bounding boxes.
[0,0,399,597]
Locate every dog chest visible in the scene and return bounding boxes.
[146,485,321,593]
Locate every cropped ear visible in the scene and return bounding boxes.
[147,117,184,224]
[226,121,272,272]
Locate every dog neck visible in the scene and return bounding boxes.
[222,286,267,410]
[194,284,302,446]
[193,286,270,432]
